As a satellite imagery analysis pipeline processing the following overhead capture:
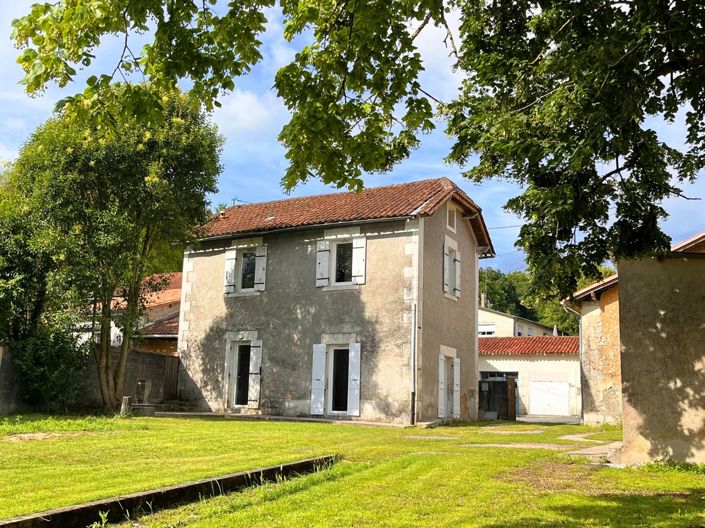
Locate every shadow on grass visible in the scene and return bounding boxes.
[477,490,705,528]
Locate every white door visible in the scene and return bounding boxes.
[529,381,570,416]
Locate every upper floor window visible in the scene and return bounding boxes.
[316,228,366,288]
[224,240,267,295]
[479,323,496,336]
[447,206,457,232]
[443,236,461,299]
[516,323,524,336]
[527,327,534,337]
[334,242,354,284]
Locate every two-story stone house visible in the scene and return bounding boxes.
[176,178,494,423]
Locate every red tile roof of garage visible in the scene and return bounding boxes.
[141,312,179,337]
[479,336,579,356]
[202,178,494,256]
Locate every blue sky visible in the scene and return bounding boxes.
[1,3,703,273]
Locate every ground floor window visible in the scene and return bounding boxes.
[224,339,262,409]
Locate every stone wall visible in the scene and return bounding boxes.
[619,254,705,464]
[580,285,622,425]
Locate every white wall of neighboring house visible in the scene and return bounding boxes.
[478,308,554,337]
[479,355,581,417]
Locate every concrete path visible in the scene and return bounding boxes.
[558,432,605,443]
[567,441,623,461]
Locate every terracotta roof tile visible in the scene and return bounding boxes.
[202,178,494,254]
[141,312,179,337]
[479,336,578,356]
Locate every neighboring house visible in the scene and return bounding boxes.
[177,178,494,424]
[478,307,557,337]
[571,230,705,427]
[479,336,580,417]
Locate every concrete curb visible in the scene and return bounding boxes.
[0,455,338,528]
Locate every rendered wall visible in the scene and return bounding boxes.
[417,201,478,422]
[478,355,581,416]
[580,285,622,425]
[619,255,705,464]
[178,220,417,423]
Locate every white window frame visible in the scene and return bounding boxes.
[331,240,354,286]
[527,326,534,336]
[318,227,366,290]
[447,204,457,233]
[478,323,496,337]
[444,236,460,301]
[236,247,258,292]
[516,323,524,336]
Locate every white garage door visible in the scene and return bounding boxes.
[529,381,570,416]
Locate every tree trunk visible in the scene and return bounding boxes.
[96,292,117,410]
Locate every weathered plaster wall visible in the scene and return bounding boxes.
[619,255,705,464]
[417,201,478,422]
[478,355,581,416]
[178,220,417,423]
[580,285,622,425]
[0,344,17,414]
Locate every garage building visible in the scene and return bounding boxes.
[478,336,581,418]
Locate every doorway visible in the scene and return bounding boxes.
[226,342,251,408]
[235,344,251,406]
[329,347,349,413]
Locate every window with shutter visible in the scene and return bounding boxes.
[438,354,446,418]
[311,344,326,414]
[316,241,330,287]
[224,248,237,294]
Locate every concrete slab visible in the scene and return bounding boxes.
[405,435,456,441]
[567,441,623,462]
[559,433,605,443]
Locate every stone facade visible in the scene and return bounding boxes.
[579,285,622,425]
[178,200,483,424]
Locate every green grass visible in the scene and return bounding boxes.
[1,416,704,527]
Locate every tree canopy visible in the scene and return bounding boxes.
[3,90,222,409]
[12,1,705,296]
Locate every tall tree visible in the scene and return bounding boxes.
[9,90,222,409]
[12,1,705,296]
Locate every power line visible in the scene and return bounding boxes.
[487,224,523,230]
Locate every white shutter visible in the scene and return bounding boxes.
[247,340,262,409]
[254,245,267,291]
[454,250,461,298]
[351,237,366,285]
[347,343,361,416]
[311,344,326,414]
[443,243,450,294]
[224,248,237,294]
[438,354,446,418]
[316,241,330,287]
[453,357,461,418]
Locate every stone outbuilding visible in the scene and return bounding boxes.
[176,178,495,424]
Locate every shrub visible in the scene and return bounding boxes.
[11,321,90,412]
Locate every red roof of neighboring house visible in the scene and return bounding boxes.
[141,311,179,337]
[202,178,495,256]
[143,272,182,308]
[479,336,579,356]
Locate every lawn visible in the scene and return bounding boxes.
[1,416,704,527]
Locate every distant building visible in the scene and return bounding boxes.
[478,307,557,338]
